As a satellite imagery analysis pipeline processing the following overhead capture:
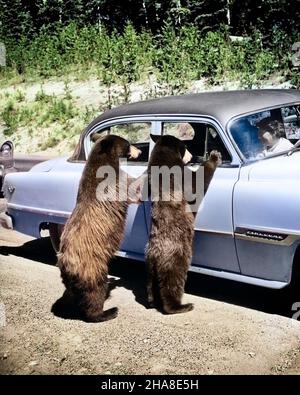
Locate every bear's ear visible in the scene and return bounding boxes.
[150,134,162,143]
[91,132,105,143]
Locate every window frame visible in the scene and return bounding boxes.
[161,120,233,165]
[227,102,300,163]
[84,119,155,165]
[84,115,240,166]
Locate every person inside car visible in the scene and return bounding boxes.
[256,118,294,157]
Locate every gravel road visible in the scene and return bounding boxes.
[1,202,300,374]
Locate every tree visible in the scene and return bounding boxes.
[36,0,86,28]
[230,0,300,39]
[35,0,62,27]
[186,0,228,33]
[0,0,34,40]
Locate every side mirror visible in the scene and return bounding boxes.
[0,140,14,168]
[150,134,161,143]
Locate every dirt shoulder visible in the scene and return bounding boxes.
[1,226,300,375]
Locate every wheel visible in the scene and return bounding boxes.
[49,223,64,253]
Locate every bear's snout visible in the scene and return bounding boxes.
[183,148,192,164]
[129,145,142,159]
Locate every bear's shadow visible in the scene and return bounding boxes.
[1,237,300,319]
[109,258,300,319]
[98,257,300,320]
[0,236,56,265]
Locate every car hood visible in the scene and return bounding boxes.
[248,151,300,181]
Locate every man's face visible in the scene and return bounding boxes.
[259,130,275,148]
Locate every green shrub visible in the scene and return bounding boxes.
[1,101,19,136]
[1,22,298,88]
[35,88,52,103]
[290,68,300,88]
[15,90,25,102]
[41,98,78,124]
[39,135,61,150]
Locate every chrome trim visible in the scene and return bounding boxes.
[189,265,288,289]
[7,203,71,218]
[235,233,300,246]
[194,228,233,236]
[7,185,15,194]
[116,250,288,289]
[115,250,145,262]
[235,226,300,246]
[84,115,241,166]
[7,203,236,237]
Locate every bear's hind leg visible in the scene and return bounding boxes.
[162,292,194,315]
[146,257,161,309]
[146,259,155,308]
[78,281,118,323]
[159,267,193,315]
[164,301,194,315]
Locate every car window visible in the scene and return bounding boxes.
[89,122,151,163]
[162,122,195,140]
[230,105,300,160]
[0,141,14,168]
[162,121,232,164]
[282,105,300,140]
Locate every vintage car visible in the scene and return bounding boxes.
[3,89,300,289]
[0,140,14,194]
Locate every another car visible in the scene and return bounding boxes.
[0,140,15,194]
[3,89,300,289]
[0,140,54,196]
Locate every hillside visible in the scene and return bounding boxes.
[0,72,294,156]
[0,12,299,156]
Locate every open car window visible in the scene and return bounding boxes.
[162,121,232,164]
[89,122,151,163]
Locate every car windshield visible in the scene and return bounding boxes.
[229,104,300,161]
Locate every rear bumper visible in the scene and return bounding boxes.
[7,206,68,238]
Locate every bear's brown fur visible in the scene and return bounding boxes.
[145,135,194,314]
[203,150,222,193]
[186,149,223,215]
[57,134,140,322]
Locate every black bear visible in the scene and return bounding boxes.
[145,135,195,314]
[57,134,140,322]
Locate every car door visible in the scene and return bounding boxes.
[232,105,300,284]
[145,118,241,273]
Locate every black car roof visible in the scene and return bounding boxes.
[70,89,300,161]
[89,89,300,128]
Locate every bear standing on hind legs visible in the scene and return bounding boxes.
[57,135,141,322]
[145,135,195,315]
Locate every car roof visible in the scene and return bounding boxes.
[90,89,300,128]
[70,89,300,161]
